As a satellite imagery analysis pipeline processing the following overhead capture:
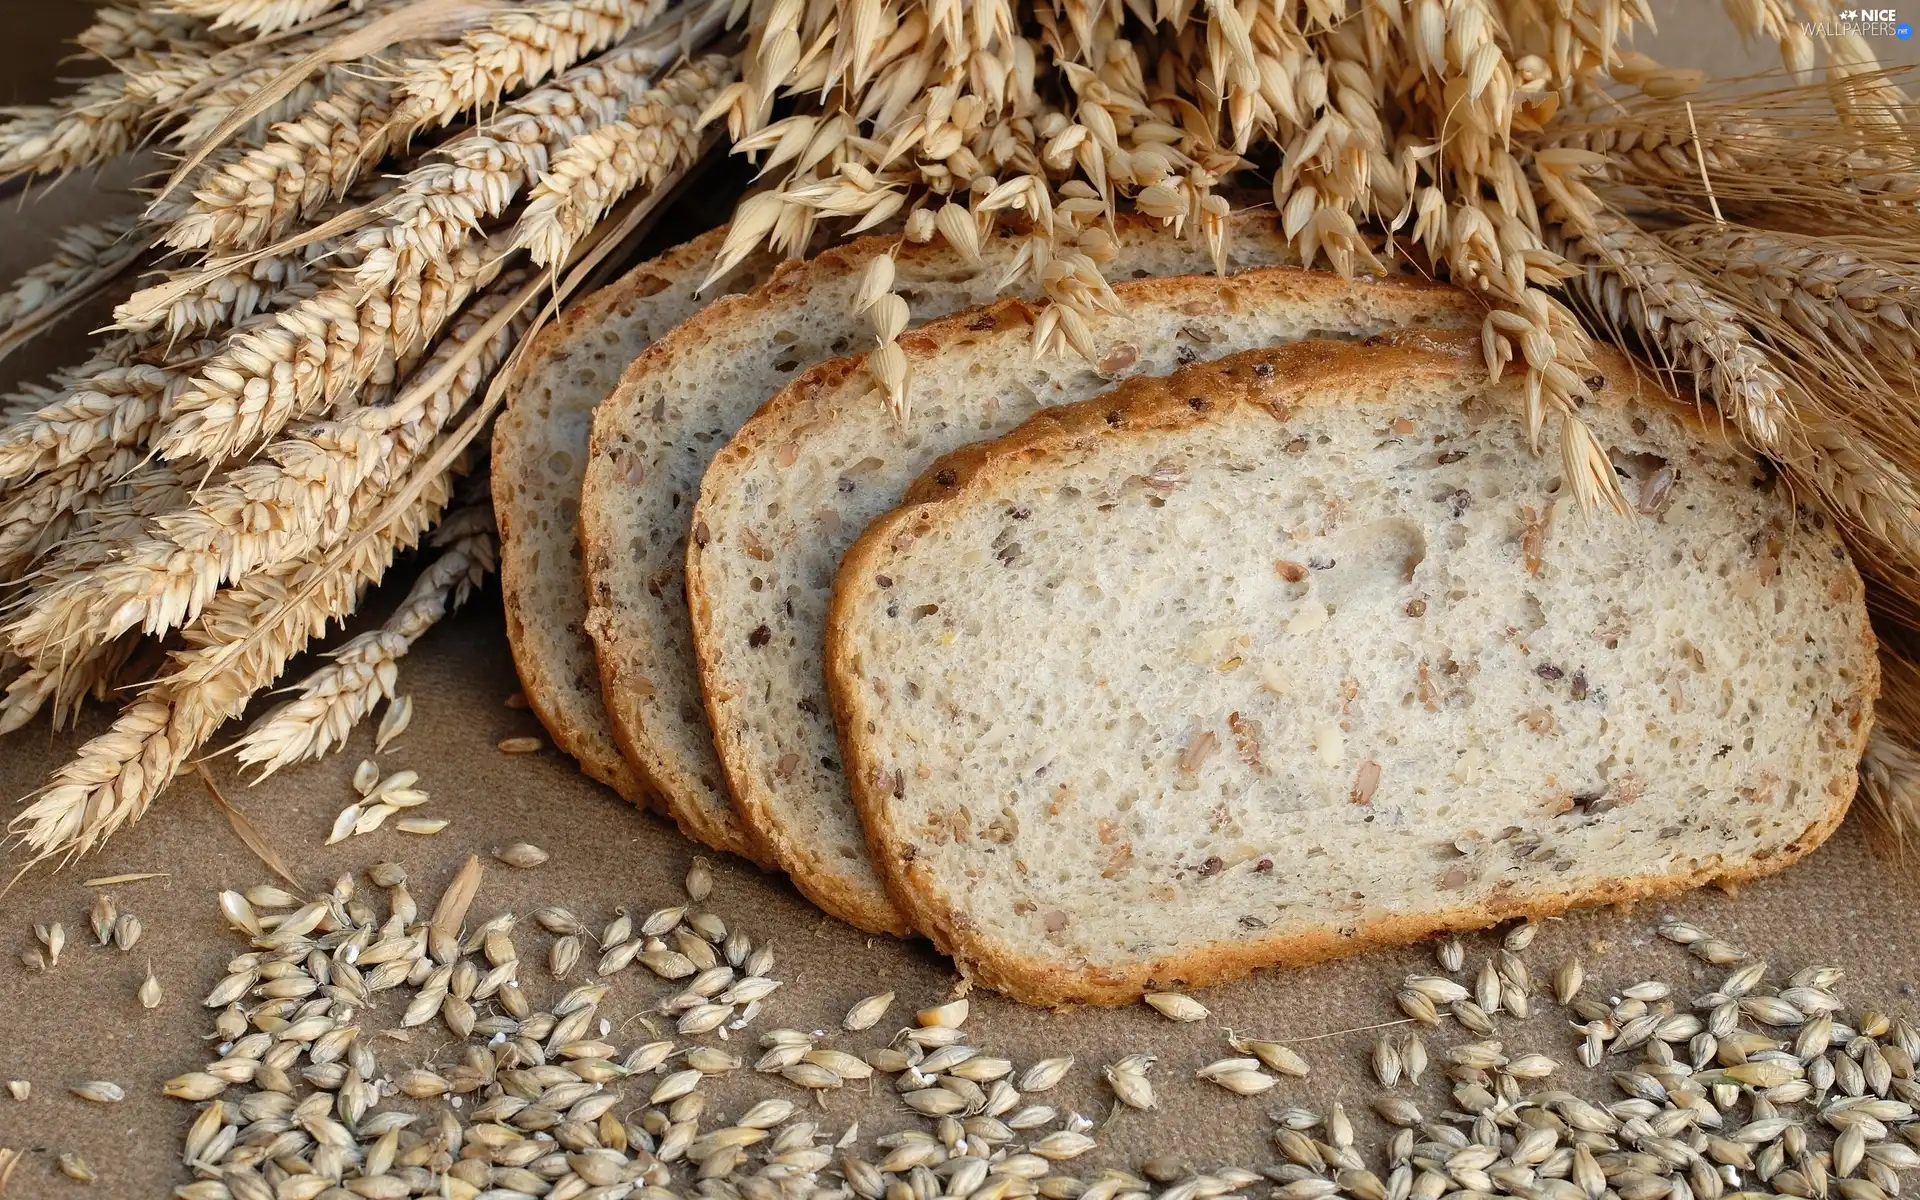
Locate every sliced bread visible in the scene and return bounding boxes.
[688,269,1483,934]
[580,213,1297,865]
[828,333,1877,1005]
[492,228,775,809]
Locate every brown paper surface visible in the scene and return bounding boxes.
[3,5,1920,1195]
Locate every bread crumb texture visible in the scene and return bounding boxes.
[833,340,1875,1005]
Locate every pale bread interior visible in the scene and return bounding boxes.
[691,269,1480,932]
[830,339,1874,1005]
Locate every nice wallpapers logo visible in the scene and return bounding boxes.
[1818,8,1915,37]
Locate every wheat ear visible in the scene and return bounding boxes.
[0,214,145,366]
[0,72,150,182]
[156,234,503,465]
[166,0,353,36]
[1545,203,1798,456]
[160,78,404,253]
[8,465,458,862]
[232,501,495,776]
[1657,224,1920,374]
[0,635,143,738]
[7,278,529,669]
[76,6,207,60]
[515,55,737,267]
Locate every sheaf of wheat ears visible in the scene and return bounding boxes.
[179,173,692,719]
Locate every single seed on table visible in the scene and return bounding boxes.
[1398,989,1440,1025]
[1437,937,1465,973]
[492,842,549,869]
[1230,1036,1310,1076]
[112,913,141,952]
[139,962,161,1009]
[1373,1036,1402,1087]
[1475,960,1501,1013]
[352,759,379,796]
[1373,1094,1423,1127]
[1555,957,1584,1005]
[1402,1032,1428,1084]
[685,856,714,901]
[89,894,117,945]
[1196,1056,1261,1081]
[497,736,544,754]
[902,1086,965,1114]
[1693,939,1746,966]
[70,1081,124,1104]
[1451,999,1495,1036]
[1505,1052,1557,1079]
[1144,992,1209,1022]
[34,922,65,966]
[1105,1057,1155,1110]
[162,1072,224,1101]
[651,1068,702,1104]
[397,818,449,835]
[57,1152,94,1183]
[4,1081,25,1101]
[366,862,405,889]
[376,695,412,751]
[844,991,895,1031]
[1031,1131,1097,1160]
[1207,1069,1277,1096]
[1020,1056,1073,1091]
[1504,922,1539,952]
[918,999,969,1028]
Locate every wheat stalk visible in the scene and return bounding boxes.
[232,499,494,775]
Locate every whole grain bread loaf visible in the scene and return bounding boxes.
[492,229,775,807]
[580,214,1298,864]
[828,333,1877,1005]
[689,269,1482,933]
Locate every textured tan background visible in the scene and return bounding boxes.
[3,4,1920,1197]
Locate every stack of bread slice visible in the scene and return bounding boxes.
[497,216,1877,1005]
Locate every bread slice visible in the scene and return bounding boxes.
[492,229,775,808]
[689,270,1483,934]
[828,333,1877,1006]
[581,213,1298,864]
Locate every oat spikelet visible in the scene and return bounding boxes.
[9,280,528,669]
[515,54,736,267]
[233,502,495,775]
[9,464,458,862]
